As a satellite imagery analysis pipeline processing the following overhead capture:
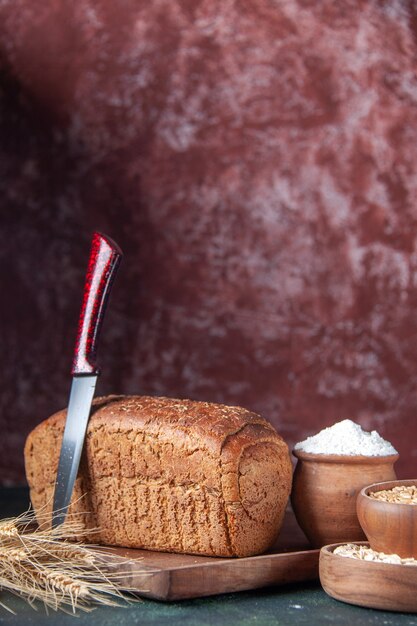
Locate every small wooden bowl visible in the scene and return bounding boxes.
[320,542,417,613]
[291,450,398,547]
[357,479,417,559]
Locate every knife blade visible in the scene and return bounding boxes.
[52,232,122,528]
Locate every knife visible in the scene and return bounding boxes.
[52,232,122,528]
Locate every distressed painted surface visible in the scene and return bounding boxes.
[0,1,417,483]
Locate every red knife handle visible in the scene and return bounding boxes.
[71,232,122,376]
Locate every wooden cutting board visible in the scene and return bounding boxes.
[98,510,319,600]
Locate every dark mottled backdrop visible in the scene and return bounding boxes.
[0,0,416,484]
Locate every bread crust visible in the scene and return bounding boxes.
[24,395,292,557]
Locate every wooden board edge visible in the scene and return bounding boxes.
[141,549,320,601]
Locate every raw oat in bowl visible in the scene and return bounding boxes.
[319,541,417,612]
[357,479,417,559]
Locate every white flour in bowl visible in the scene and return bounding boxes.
[294,419,397,456]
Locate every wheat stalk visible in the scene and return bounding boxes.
[0,507,152,615]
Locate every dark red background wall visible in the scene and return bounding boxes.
[0,0,416,484]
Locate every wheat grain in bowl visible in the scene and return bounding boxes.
[357,479,417,559]
[369,484,417,504]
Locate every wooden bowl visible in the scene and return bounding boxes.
[320,542,417,613]
[291,450,398,547]
[357,479,417,559]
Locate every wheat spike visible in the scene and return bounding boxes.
[0,506,151,615]
[0,548,27,563]
[0,522,19,539]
